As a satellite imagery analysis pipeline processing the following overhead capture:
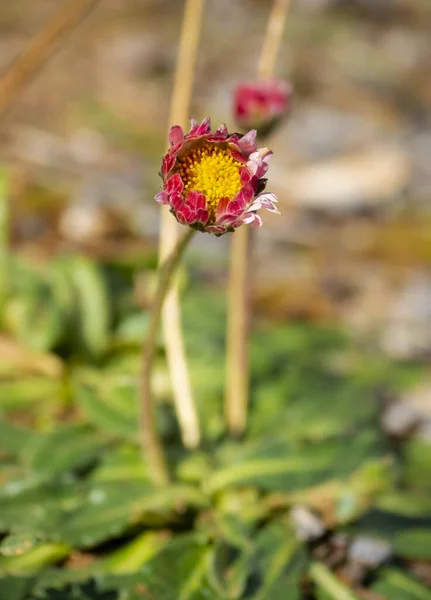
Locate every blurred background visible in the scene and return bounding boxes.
[1,0,430,351]
[0,0,430,597]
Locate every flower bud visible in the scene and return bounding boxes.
[233,79,292,137]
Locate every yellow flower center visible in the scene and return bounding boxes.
[177,144,243,218]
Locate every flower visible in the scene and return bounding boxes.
[155,117,279,235]
[233,79,292,136]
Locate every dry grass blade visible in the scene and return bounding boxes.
[0,0,101,120]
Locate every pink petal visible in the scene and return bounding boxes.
[176,205,195,225]
[170,192,184,212]
[238,183,254,205]
[240,167,252,185]
[195,116,211,136]
[206,224,227,234]
[195,208,210,225]
[216,196,231,218]
[154,191,169,205]
[168,125,184,146]
[162,153,176,176]
[243,212,263,228]
[225,199,244,217]
[186,190,206,210]
[230,150,248,163]
[217,213,240,226]
[188,118,199,134]
[238,129,257,155]
[166,173,184,195]
[249,192,280,214]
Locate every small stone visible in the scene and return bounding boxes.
[271,144,410,213]
[348,536,392,568]
[381,274,431,360]
[381,401,420,437]
[290,505,325,541]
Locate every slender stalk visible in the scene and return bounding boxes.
[225,0,291,436]
[0,166,8,323]
[140,229,195,486]
[158,0,205,449]
[0,0,100,120]
[257,0,292,81]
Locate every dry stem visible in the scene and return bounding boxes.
[158,0,205,449]
[140,229,195,486]
[225,0,291,436]
[0,0,100,120]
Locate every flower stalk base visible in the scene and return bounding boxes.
[140,228,195,486]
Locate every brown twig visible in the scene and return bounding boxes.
[140,228,195,486]
[0,0,100,120]
[158,0,205,449]
[225,0,291,436]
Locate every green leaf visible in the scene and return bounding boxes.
[309,562,360,600]
[54,483,207,548]
[0,480,81,536]
[24,424,112,478]
[0,543,70,574]
[393,529,431,559]
[0,533,41,557]
[372,568,431,600]
[65,257,111,359]
[34,579,119,600]
[252,521,305,600]
[0,421,38,457]
[4,288,64,352]
[0,575,35,600]
[103,535,223,600]
[206,433,381,494]
[0,378,63,411]
[71,370,137,438]
[403,440,431,493]
[376,492,431,518]
[100,531,169,574]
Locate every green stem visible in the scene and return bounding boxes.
[140,228,195,486]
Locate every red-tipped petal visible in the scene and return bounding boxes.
[240,167,252,185]
[170,192,184,212]
[166,173,184,195]
[195,208,210,225]
[168,125,184,146]
[195,116,211,136]
[224,199,244,217]
[176,205,195,225]
[162,153,176,176]
[186,190,203,210]
[216,196,231,218]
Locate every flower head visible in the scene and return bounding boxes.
[155,117,279,235]
[233,79,292,136]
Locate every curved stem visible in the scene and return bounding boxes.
[225,0,291,436]
[158,0,205,449]
[140,228,195,486]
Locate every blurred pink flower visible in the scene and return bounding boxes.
[155,117,279,235]
[233,79,292,136]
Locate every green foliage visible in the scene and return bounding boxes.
[0,251,430,598]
